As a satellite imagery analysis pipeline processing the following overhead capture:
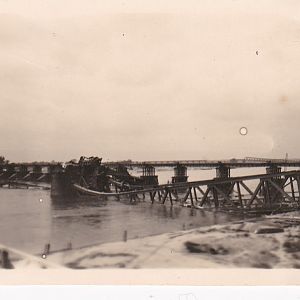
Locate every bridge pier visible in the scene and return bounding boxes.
[5,164,17,180]
[49,164,63,174]
[262,164,284,204]
[216,164,231,178]
[115,165,129,177]
[172,164,188,183]
[111,164,136,185]
[266,164,282,176]
[31,165,43,181]
[50,164,69,197]
[140,164,158,186]
[16,165,29,180]
[42,166,52,179]
[213,164,233,199]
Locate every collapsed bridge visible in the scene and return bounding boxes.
[74,169,300,214]
[1,156,300,214]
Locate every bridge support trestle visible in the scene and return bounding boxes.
[111,170,300,213]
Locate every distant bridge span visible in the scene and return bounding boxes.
[103,158,300,168]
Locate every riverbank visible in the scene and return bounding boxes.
[45,210,300,269]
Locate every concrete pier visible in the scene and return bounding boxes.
[261,164,284,205]
[216,164,230,179]
[213,164,232,201]
[172,164,188,183]
[140,164,158,186]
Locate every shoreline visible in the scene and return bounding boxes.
[45,210,300,269]
[3,210,300,269]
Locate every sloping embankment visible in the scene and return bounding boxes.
[47,211,300,269]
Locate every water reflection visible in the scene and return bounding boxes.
[51,195,108,210]
[189,208,196,217]
[51,195,109,230]
[166,206,182,219]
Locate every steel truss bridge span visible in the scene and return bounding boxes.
[75,170,300,214]
[103,159,300,168]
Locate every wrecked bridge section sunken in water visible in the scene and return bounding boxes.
[74,167,300,214]
[98,170,300,214]
[70,158,300,214]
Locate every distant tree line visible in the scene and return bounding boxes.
[0,156,9,165]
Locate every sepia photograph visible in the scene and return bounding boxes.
[0,0,300,278]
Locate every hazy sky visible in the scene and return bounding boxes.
[0,0,300,162]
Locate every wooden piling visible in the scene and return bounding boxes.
[193,186,197,202]
[236,182,243,209]
[43,243,51,256]
[291,176,296,201]
[123,230,127,242]
[212,187,219,208]
[0,250,14,269]
[169,190,173,206]
[200,187,211,206]
[67,242,72,250]
[189,187,194,207]
[182,188,190,203]
[162,188,169,204]
[150,191,155,204]
[158,190,162,202]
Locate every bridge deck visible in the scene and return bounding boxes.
[103,159,300,168]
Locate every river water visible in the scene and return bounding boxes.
[0,167,297,255]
